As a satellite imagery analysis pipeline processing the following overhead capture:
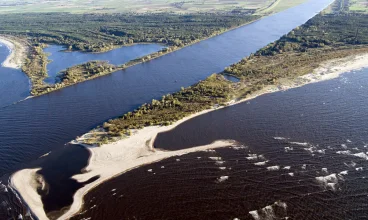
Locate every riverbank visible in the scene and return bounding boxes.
[27,16,262,97]
[0,36,27,69]
[9,51,368,220]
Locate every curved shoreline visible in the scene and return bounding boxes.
[9,52,368,220]
[0,36,27,69]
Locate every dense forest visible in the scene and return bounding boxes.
[0,13,257,52]
[4,13,258,95]
[81,0,368,145]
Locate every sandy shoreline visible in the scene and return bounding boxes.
[10,52,368,220]
[0,35,27,69]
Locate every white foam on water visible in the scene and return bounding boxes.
[274,137,289,140]
[341,144,348,149]
[111,189,116,192]
[322,168,328,173]
[289,142,309,146]
[301,164,307,170]
[176,159,181,162]
[339,170,348,175]
[147,169,153,172]
[209,157,222,161]
[304,147,316,154]
[288,173,294,177]
[267,166,280,171]
[316,149,326,154]
[161,166,165,169]
[352,152,368,160]
[347,139,352,143]
[249,201,287,220]
[283,166,291,170]
[219,167,226,170]
[197,157,201,159]
[217,176,229,183]
[249,210,260,220]
[216,161,225,165]
[352,147,359,151]
[284,147,293,152]
[344,161,357,168]
[254,161,268,166]
[337,150,351,155]
[246,154,258,160]
[356,167,364,171]
[232,145,247,150]
[315,173,342,191]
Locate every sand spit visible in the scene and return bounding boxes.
[10,168,48,220]
[12,108,238,220]
[10,52,368,220]
[0,35,28,69]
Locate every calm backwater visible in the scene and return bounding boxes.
[44,44,164,84]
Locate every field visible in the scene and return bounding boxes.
[0,0,308,14]
[349,0,368,13]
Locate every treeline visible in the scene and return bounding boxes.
[0,13,257,52]
[81,8,368,145]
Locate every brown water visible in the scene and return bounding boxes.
[72,69,368,220]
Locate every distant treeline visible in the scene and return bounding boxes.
[82,3,368,145]
[0,13,257,52]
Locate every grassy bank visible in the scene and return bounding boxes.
[80,0,368,145]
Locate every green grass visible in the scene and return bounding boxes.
[349,0,368,13]
[257,0,309,14]
[0,0,308,14]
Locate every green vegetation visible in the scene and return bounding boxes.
[1,13,258,95]
[0,0,306,14]
[81,0,368,145]
[0,13,257,53]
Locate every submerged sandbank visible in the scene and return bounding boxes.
[10,52,368,220]
[0,36,27,69]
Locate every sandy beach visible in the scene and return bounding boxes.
[10,52,368,220]
[0,35,27,69]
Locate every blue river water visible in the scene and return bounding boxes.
[43,44,165,84]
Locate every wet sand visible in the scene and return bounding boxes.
[0,36,27,69]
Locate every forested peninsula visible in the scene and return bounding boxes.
[79,0,368,145]
[0,13,258,96]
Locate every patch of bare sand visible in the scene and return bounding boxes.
[0,35,28,69]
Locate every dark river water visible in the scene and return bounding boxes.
[0,0,337,218]
[73,68,368,220]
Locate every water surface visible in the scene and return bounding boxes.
[0,0,334,218]
[0,43,29,108]
[75,68,368,220]
[44,44,165,84]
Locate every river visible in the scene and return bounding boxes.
[74,67,368,220]
[0,0,335,219]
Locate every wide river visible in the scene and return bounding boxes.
[0,0,338,218]
[73,68,368,220]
